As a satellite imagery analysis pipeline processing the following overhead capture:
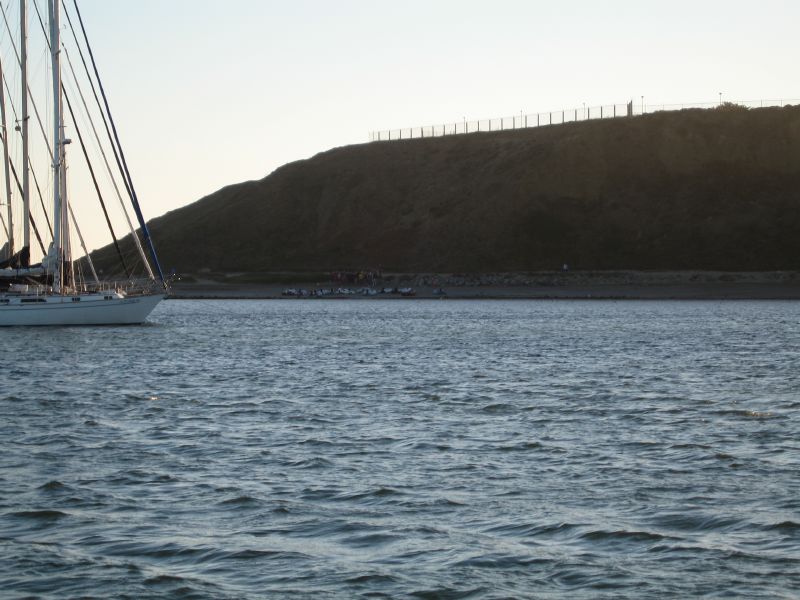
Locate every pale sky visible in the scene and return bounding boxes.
[2,0,799,253]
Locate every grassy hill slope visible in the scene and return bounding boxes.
[95,105,800,274]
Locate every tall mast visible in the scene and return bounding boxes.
[49,0,63,292]
[20,0,29,254]
[62,136,73,286]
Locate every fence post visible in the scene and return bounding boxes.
[374,98,764,142]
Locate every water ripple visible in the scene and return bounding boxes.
[1,299,799,598]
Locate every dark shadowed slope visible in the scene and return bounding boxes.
[93,105,800,275]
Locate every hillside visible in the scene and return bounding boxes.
[94,105,800,275]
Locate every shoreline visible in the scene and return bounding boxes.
[167,271,800,300]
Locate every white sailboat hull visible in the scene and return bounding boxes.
[0,292,164,326]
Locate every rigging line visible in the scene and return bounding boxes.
[56,0,153,280]
[0,4,15,251]
[28,155,51,236]
[4,0,85,262]
[0,70,52,237]
[0,201,7,241]
[60,3,131,200]
[0,2,10,60]
[61,43,153,278]
[0,71,16,122]
[68,200,99,285]
[30,2,131,277]
[39,0,152,277]
[0,59,11,244]
[0,129,45,254]
[0,0,53,164]
[3,1,92,266]
[26,182,44,255]
[64,90,131,278]
[63,49,151,273]
[0,0,53,238]
[0,131,45,254]
[70,0,165,284]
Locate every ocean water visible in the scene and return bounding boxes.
[1,299,798,599]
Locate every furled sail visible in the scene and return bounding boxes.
[0,245,29,269]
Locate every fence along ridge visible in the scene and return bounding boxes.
[368,98,800,142]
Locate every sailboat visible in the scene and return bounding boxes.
[0,0,168,326]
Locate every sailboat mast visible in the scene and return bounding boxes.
[62,129,73,285]
[49,0,63,292]
[20,0,29,253]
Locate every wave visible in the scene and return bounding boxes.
[143,574,186,585]
[9,509,68,521]
[333,486,406,504]
[763,520,800,533]
[496,441,542,452]
[407,585,488,599]
[485,521,582,539]
[716,409,781,419]
[344,572,398,585]
[452,553,553,569]
[218,495,262,507]
[650,512,747,533]
[37,480,68,492]
[480,403,518,414]
[340,532,402,548]
[580,529,673,543]
[285,457,334,469]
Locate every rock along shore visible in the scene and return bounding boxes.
[167,271,800,300]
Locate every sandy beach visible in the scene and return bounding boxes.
[168,271,800,300]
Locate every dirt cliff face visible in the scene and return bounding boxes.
[96,105,800,274]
